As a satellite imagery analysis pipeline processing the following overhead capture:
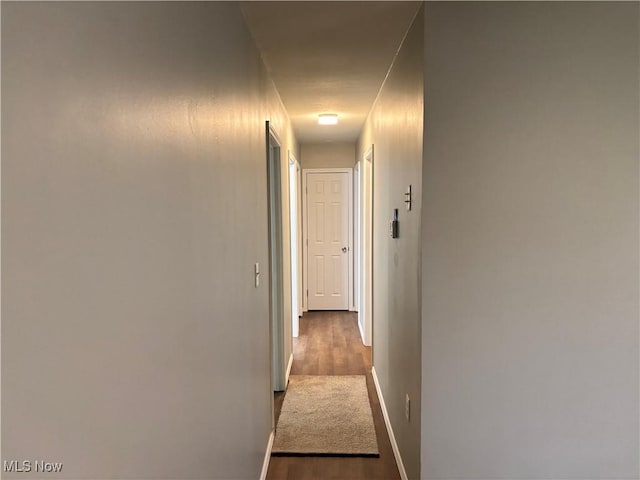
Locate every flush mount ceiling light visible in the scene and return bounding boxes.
[318,114,338,125]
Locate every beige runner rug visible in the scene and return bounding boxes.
[271,375,379,456]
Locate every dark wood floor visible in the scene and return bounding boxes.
[267,311,401,480]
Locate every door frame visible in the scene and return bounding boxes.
[288,152,302,337]
[266,121,286,394]
[353,161,361,314]
[360,147,373,346]
[302,168,354,312]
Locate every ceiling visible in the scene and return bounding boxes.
[240,1,421,144]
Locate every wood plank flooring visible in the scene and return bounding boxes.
[267,311,401,480]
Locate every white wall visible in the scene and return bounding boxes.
[1,3,297,479]
[357,8,423,479]
[300,142,356,169]
[421,3,639,478]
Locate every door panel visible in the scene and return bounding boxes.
[307,172,349,310]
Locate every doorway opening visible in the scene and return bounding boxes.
[267,121,286,395]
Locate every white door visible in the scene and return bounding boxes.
[306,172,350,310]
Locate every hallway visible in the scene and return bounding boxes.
[268,312,401,480]
[2,2,637,479]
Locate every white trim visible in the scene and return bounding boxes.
[303,168,353,174]
[285,352,293,385]
[353,161,361,314]
[354,159,365,343]
[302,171,308,312]
[358,316,366,345]
[288,151,301,338]
[361,146,374,347]
[259,431,274,480]
[302,168,354,311]
[371,366,408,480]
[347,168,354,312]
[296,161,303,318]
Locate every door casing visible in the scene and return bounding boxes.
[288,153,302,337]
[360,147,373,346]
[266,122,286,394]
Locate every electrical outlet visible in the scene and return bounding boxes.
[405,394,410,422]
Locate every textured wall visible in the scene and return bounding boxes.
[300,142,356,170]
[1,2,297,478]
[357,8,423,479]
[421,2,639,478]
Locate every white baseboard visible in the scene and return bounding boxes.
[358,318,366,345]
[259,430,274,480]
[371,366,408,480]
[285,353,293,385]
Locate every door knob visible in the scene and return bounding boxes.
[342,247,348,253]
